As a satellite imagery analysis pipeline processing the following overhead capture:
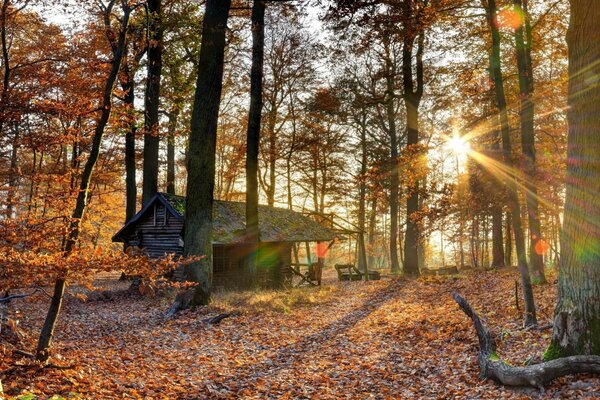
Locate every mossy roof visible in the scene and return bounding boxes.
[113,192,337,244]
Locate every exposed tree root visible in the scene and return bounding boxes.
[453,291,600,390]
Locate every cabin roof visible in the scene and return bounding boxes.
[112,192,337,244]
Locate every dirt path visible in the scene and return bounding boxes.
[2,269,599,399]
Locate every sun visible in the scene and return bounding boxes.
[445,134,471,157]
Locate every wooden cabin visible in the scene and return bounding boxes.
[112,193,337,289]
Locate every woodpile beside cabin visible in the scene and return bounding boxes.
[112,193,337,289]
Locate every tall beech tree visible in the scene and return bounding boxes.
[402,0,426,277]
[482,0,536,327]
[142,0,163,205]
[244,0,265,287]
[35,0,132,362]
[549,0,600,358]
[512,0,545,283]
[171,0,232,310]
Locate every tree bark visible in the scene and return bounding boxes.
[244,0,265,288]
[402,26,424,278]
[382,36,400,275]
[142,0,163,205]
[491,205,505,268]
[483,0,536,326]
[549,0,600,358]
[175,0,231,310]
[166,107,179,195]
[121,61,137,222]
[514,0,545,283]
[36,0,131,362]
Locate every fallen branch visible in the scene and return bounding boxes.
[0,287,52,304]
[13,349,35,358]
[203,313,232,325]
[452,291,600,390]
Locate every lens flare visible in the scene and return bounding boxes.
[496,5,526,30]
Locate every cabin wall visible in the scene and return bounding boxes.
[122,203,292,289]
[212,242,292,290]
[125,203,184,259]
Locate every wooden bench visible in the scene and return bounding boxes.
[422,265,460,276]
[335,264,382,281]
[335,264,363,281]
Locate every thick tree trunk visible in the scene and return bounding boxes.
[484,0,536,326]
[454,292,600,389]
[142,0,163,205]
[173,0,231,311]
[244,0,265,288]
[36,2,130,362]
[514,0,545,283]
[549,0,600,358]
[402,28,424,277]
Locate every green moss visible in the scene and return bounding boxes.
[543,342,567,361]
[489,352,500,361]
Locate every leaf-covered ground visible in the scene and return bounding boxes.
[2,268,599,399]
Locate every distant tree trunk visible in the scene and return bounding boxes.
[368,195,377,269]
[484,0,536,326]
[513,0,545,283]
[266,105,277,207]
[549,0,600,358]
[5,125,19,218]
[166,107,179,195]
[357,112,369,273]
[382,37,400,275]
[121,61,137,222]
[36,1,131,362]
[172,0,231,311]
[490,126,505,268]
[491,204,504,268]
[244,0,265,288]
[505,211,513,266]
[142,0,163,205]
[403,28,424,278]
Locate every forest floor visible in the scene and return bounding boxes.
[1,267,599,399]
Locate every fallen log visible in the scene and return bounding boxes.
[452,291,600,390]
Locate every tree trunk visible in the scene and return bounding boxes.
[5,125,19,218]
[505,211,513,266]
[36,2,131,362]
[142,0,163,205]
[172,0,231,311]
[514,0,545,283]
[244,0,265,288]
[402,28,424,278]
[382,36,400,275]
[484,0,537,326]
[368,195,377,270]
[357,114,368,273]
[121,61,137,222]
[549,0,600,358]
[491,204,505,268]
[166,107,179,195]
